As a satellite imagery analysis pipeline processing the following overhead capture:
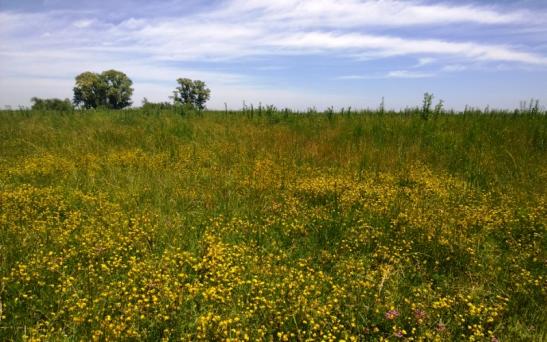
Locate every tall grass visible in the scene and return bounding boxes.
[0,108,545,340]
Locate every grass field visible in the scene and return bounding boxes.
[0,109,545,341]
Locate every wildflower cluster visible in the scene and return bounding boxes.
[0,111,545,340]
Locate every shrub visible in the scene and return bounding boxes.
[30,97,73,112]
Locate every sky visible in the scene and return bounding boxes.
[1,0,546,111]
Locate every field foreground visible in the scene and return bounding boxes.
[0,110,545,341]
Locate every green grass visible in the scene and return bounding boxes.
[0,108,545,341]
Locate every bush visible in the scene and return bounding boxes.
[30,97,73,112]
[141,98,174,114]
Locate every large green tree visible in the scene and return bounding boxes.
[101,70,134,109]
[172,78,211,110]
[73,72,104,109]
[73,70,133,109]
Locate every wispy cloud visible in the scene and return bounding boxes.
[338,70,434,80]
[2,1,545,65]
[268,32,547,65]
[1,0,546,109]
[218,0,527,27]
[337,75,372,80]
[415,57,436,67]
[387,70,434,79]
[442,65,468,72]
[73,19,95,29]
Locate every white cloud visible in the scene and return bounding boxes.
[1,1,545,68]
[442,64,468,72]
[219,0,525,27]
[337,70,434,80]
[268,32,547,65]
[337,75,372,80]
[416,57,435,67]
[2,1,543,65]
[386,70,434,79]
[1,0,546,109]
[73,19,95,28]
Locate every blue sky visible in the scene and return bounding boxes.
[1,0,546,110]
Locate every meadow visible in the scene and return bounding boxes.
[0,108,545,341]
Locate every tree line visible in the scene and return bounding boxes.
[30,69,210,111]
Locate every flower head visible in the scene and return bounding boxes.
[414,309,427,322]
[436,322,446,332]
[385,309,400,320]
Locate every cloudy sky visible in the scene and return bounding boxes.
[1,0,546,110]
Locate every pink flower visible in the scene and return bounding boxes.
[436,322,446,332]
[385,309,400,320]
[414,309,427,321]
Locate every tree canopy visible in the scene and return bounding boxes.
[73,70,133,109]
[172,78,211,110]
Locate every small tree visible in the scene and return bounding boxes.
[73,70,133,109]
[172,78,211,110]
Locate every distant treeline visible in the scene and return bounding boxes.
[20,96,545,118]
